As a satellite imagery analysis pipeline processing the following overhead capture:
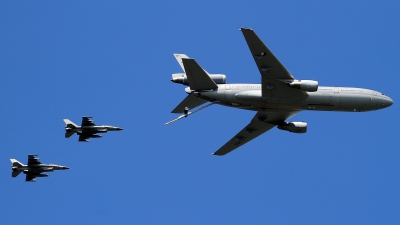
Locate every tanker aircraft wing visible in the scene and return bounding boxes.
[213,110,300,156]
[240,28,305,98]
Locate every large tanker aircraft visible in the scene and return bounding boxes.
[166,28,393,156]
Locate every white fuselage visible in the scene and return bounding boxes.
[186,84,393,112]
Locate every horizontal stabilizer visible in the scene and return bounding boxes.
[165,102,215,126]
[182,58,218,91]
[171,94,208,114]
[12,171,22,178]
[65,131,74,138]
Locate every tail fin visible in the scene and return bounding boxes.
[10,159,23,167]
[174,54,210,73]
[182,58,218,91]
[174,54,190,72]
[10,159,23,178]
[171,94,208,114]
[63,119,78,129]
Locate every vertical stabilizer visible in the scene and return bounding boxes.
[174,54,190,72]
[63,119,78,128]
[182,58,218,90]
[10,159,24,167]
[10,159,24,178]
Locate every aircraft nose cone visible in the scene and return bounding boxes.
[387,97,393,107]
[117,128,123,131]
[64,166,70,170]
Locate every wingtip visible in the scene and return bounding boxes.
[239,27,252,31]
[212,152,224,156]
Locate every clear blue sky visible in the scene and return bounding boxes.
[1,1,399,224]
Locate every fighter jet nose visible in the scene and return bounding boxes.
[64,167,70,170]
[117,128,123,131]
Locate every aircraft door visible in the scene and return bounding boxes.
[225,84,231,90]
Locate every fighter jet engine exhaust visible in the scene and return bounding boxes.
[288,80,318,92]
[277,122,307,133]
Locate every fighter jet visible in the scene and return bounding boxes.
[166,28,394,156]
[63,117,123,142]
[10,155,69,182]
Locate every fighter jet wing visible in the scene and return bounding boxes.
[240,28,305,98]
[81,117,96,126]
[213,110,300,156]
[25,172,41,182]
[27,155,41,166]
[78,134,91,142]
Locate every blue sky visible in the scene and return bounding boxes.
[1,1,399,224]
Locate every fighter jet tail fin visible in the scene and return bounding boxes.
[12,170,22,178]
[63,119,78,128]
[10,159,23,178]
[10,159,24,167]
[182,58,218,91]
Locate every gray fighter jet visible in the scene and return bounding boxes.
[166,28,394,156]
[63,117,123,142]
[10,155,69,182]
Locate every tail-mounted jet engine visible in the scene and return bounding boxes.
[287,80,318,92]
[277,122,307,133]
[172,73,226,85]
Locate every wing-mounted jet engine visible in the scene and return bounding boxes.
[277,122,307,133]
[279,79,319,92]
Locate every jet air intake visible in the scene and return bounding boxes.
[277,122,307,133]
[288,80,318,92]
[172,73,226,85]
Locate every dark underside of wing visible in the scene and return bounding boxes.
[78,134,91,142]
[81,117,96,126]
[25,172,41,182]
[27,155,41,166]
[213,110,300,156]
